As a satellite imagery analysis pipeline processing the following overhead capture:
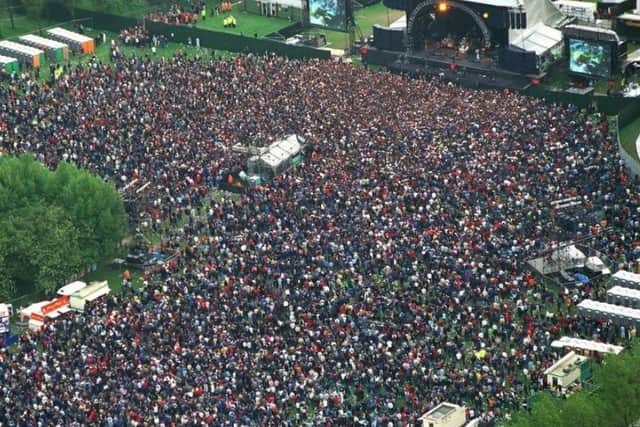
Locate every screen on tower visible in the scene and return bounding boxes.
[569,38,612,79]
[309,0,348,31]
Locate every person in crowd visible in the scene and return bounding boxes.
[0,53,637,426]
[119,26,152,47]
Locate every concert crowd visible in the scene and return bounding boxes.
[0,53,639,426]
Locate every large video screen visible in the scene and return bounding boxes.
[569,38,612,79]
[309,0,348,31]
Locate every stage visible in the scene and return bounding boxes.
[369,48,536,90]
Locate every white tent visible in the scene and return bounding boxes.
[511,23,563,55]
[19,301,49,321]
[248,135,304,179]
[509,0,564,44]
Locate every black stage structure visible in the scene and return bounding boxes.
[365,0,539,89]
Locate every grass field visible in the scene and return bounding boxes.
[83,264,144,293]
[194,3,293,37]
[0,14,58,39]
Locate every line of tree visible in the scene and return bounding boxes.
[0,155,127,300]
[507,341,640,427]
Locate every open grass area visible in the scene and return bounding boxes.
[303,2,404,50]
[355,1,402,34]
[83,263,144,293]
[0,14,58,39]
[620,115,640,162]
[194,3,293,37]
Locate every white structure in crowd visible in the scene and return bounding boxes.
[70,281,110,311]
[611,270,640,290]
[418,403,466,427]
[544,351,589,391]
[607,285,640,308]
[578,299,640,324]
[551,336,624,355]
[57,280,87,296]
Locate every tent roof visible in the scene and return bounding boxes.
[551,336,624,354]
[0,55,18,64]
[19,35,68,49]
[20,301,49,316]
[58,281,87,296]
[511,23,563,55]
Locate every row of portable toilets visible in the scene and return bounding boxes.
[578,270,640,327]
[0,27,95,74]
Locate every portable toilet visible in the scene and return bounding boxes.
[0,55,19,74]
[46,27,95,54]
[0,41,45,68]
[19,35,69,62]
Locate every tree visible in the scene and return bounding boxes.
[528,393,562,427]
[0,155,127,296]
[593,348,640,427]
[559,389,603,427]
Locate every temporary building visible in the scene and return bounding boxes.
[418,403,466,427]
[551,336,624,355]
[578,299,640,325]
[247,134,305,180]
[19,34,70,62]
[511,23,564,56]
[554,0,598,23]
[0,303,12,335]
[607,285,640,308]
[0,41,45,68]
[70,281,110,311]
[57,280,87,296]
[612,270,640,290]
[544,351,591,391]
[46,27,95,54]
[0,55,19,74]
[23,296,72,331]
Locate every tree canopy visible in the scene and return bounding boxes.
[0,155,126,299]
[507,341,640,427]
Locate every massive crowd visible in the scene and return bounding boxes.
[0,53,639,425]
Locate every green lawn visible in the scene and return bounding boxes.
[0,14,58,39]
[620,115,640,162]
[83,263,144,293]
[355,1,402,34]
[303,2,404,50]
[194,3,292,37]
